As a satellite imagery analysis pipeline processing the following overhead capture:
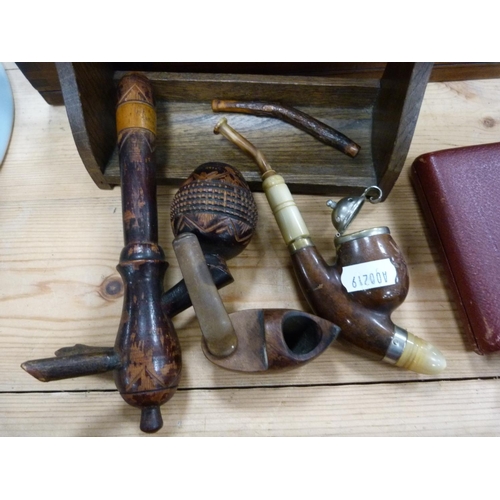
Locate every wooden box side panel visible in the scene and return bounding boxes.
[15,62,64,105]
[56,63,116,190]
[372,62,433,198]
[139,71,380,107]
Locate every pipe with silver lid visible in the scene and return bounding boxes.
[213,118,446,375]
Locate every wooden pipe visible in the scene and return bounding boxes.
[22,74,182,433]
[212,99,361,158]
[165,161,258,319]
[214,118,446,375]
[173,233,339,370]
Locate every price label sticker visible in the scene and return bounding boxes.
[341,258,397,293]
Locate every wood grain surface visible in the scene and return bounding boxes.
[2,63,500,436]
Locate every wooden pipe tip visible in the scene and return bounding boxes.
[212,99,222,112]
[20,362,48,382]
[346,143,361,158]
[117,73,154,105]
[140,406,163,433]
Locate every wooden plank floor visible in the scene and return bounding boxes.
[2,63,500,436]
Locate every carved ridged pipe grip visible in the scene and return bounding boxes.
[164,161,258,317]
[21,74,182,433]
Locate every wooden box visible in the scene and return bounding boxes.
[52,63,434,199]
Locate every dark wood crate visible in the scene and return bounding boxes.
[38,63,437,199]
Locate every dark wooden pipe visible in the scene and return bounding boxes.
[214,119,446,375]
[22,74,182,433]
[291,230,408,358]
[203,308,339,371]
[212,99,361,158]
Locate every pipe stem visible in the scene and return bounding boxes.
[214,118,274,177]
[212,99,360,158]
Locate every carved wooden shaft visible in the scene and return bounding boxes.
[21,346,120,382]
[114,73,181,433]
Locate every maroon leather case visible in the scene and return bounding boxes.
[411,142,500,354]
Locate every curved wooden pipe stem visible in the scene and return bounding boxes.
[215,119,312,251]
[213,120,446,375]
[214,118,273,176]
[212,99,361,158]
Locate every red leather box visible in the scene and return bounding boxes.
[411,143,500,354]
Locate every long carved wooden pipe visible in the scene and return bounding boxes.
[214,118,446,375]
[22,74,182,433]
[161,254,234,317]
